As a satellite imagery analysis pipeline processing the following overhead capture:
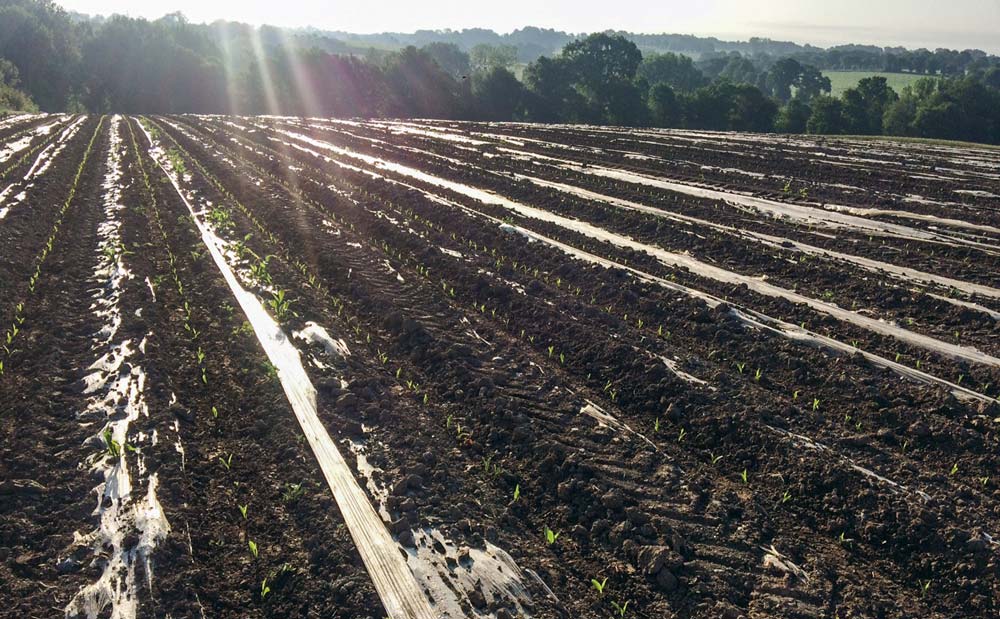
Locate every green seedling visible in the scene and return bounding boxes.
[754,368,762,381]
[653,418,660,433]
[283,482,305,503]
[711,453,723,465]
[949,463,959,476]
[219,453,233,471]
[740,469,748,484]
[103,429,122,459]
[260,578,271,599]
[781,490,792,504]
[250,256,273,285]
[267,290,293,322]
[211,406,219,419]
[207,206,233,230]
[735,362,746,374]
[512,484,521,502]
[233,233,255,260]
[920,580,931,596]
[812,398,820,411]
[544,526,560,545]
[611,600,629,617]
[591,577,608,597]
[677,428,686,443]
[239,504,248,520]
[248,540,259,559]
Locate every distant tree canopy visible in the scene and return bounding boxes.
[0,57,38,111]
[469,44,518,74]
[420,42,470,79]
[0,0,81,110]
[638,52,706,92]
[2,0,1000,144]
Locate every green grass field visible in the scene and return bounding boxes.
[823,71,933,97]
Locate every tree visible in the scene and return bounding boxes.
[981,66,1000,90]
[421,42,470,79]
[0,0,83,110]
[840,76,898,134]
[648,83,680,126]
[882,91,918,136]
[764,58,830,103]
[682,81,777,132]
[558,33,646,125]
[806,95,847,134]
[638,52,705,92]
[524,55,588,122]
[561,33,642,88]
[795,63,831,101]
[0,58,37,111]
[472,66,527,121]
[726,82,778,131]
[717,56,763,88]
[382,46,465,119]
[910,78,1000,143]
[775,98,811,133]
[469,44,517,74]
[765,57,802,102]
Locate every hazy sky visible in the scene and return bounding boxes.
[59,0,1000,52]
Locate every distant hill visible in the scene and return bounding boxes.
[305,28,833,62]
[63,9,996,69]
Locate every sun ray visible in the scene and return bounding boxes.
[247,26,282,116]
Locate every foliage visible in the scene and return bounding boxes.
[639,52,705,92]
[420,42,469,79]
[469,43,518,74]
[472,66,527,121]
[775,98,811,133]
[0,58,37,112]
[2,1,1000,143]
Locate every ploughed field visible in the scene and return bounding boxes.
[0,113,999,619]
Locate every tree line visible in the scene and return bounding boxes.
[1,0,999,145]
[302,27,1000,77]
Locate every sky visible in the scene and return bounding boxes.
[58,0,1000,53]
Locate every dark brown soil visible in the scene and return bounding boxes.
[2,115,998,619]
